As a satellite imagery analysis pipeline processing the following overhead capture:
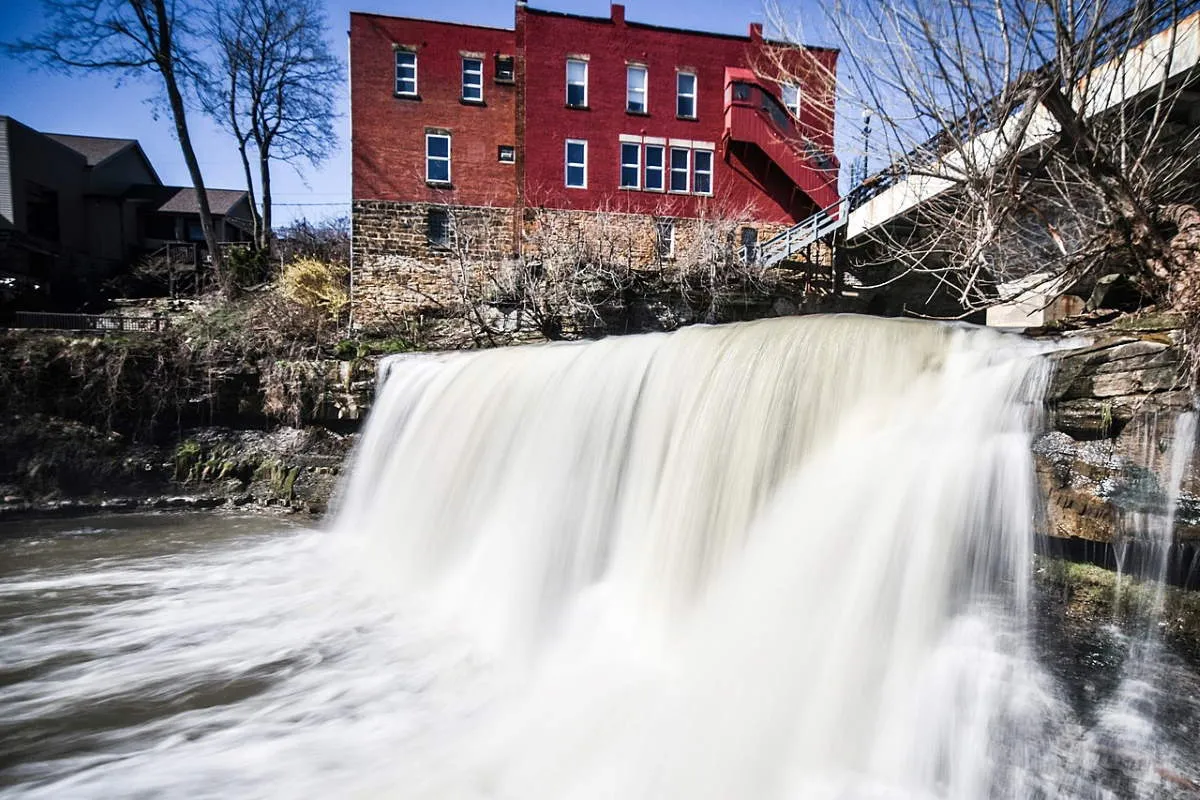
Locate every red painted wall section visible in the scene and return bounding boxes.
[351,13,518,207]
[350,6,839,226]
[519,7,838,225]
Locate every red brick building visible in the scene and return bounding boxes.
[349,1,839,324]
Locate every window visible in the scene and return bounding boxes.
[669,147,690,192]
[693,149,713,195]
[740,227,759,264]
[426,133,451,184]
[395,50,417,96]
[566,59,588,108]
[565,139,587,188]
[498,145,515,163]
[655,219,675,259]
[427,207,450,247]
[620,142,640,188]
[781,84,801,118]
[644,145,665,191]
[462,57,483,102]
[495,54,515,83]
[676,71,696,118]
[626,65,648,113]
[25,182,60,242]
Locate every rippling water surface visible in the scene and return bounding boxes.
[0,513,492,798]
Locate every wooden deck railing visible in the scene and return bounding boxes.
[0,312,170,333]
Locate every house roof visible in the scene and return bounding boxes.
[44,133,138,167]
[155,186,249,216]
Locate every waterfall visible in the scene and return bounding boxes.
[6,314,1198,799]
[330,315,1079,798]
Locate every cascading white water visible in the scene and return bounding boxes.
[4,314,1197,799]
[328,314,1073,798]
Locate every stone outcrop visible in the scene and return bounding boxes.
[1035,314,1199,545]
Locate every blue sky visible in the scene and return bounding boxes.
[0,1,837,226]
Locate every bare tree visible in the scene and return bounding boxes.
[11,0,227,284]
[768,0,1200,316]
[202,0,342,252]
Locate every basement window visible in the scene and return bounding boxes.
[495,54,515,83]
[740,227,759,264]
[427,207,450,248]
[656,218,675,260]
[498,145,516,163]
[462,57,484,103]
[395,50,418,96]
[620,142,640,189]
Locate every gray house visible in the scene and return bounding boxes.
[0,115,250,303]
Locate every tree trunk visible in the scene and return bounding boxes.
[258,152,272,253]
[237,138,263,249]
[152,0,226,289]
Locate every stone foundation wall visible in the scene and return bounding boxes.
[352,199,837,329]
[351,200,517,327]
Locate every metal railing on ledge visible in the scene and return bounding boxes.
[0,311,170,333]
[756,197,850,268]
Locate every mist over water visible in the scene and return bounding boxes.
[1,315,1198,798]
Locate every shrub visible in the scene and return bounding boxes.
[280,257,349,322]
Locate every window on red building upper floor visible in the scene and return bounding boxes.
[566,59,588,108]
[626,65,647,113]
[669,147,690,192]
[676,72,697,119]
[693,149,713,195]
[495,55,515,83]
[462,58,484,103]
[565,139,587,188]
[620,143,640,188]
[395,50,417,96]
[644,145,665,191]
[781,84,801,118]
[426,133,451,184]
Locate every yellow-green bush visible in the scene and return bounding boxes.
[280,258,349,321]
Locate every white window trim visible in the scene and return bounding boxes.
[676,71,697,118]
[782,84,802,118]
[657,220,676,259]
[644,144,666,192]
[566,59,589,107]
[425,133,451,184]
[462,57,484,102]
[693,149,714,196]
[669,146,691,193]
[565,138,588,188]
[395,50,418,96]
[620,141,641,189]
[626,64,648,113]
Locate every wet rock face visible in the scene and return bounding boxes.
[1035,318,1200,544]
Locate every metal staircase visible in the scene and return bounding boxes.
[757,198,849,268]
